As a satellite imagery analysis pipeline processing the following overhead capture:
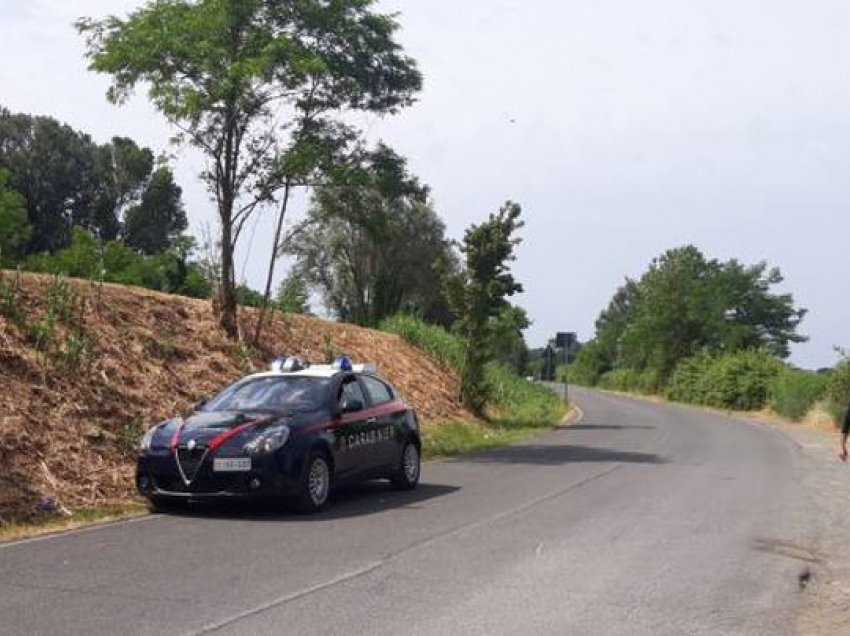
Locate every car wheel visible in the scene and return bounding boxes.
[294,451,332,513]
[391,441,420,490]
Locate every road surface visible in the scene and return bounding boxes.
[1,388,827,635]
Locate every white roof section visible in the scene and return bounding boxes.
[241,359,379,382]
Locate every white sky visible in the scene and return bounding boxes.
[1,0,848,368]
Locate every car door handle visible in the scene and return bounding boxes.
[366,417,377,424]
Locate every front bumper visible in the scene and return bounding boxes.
[137,450,303,500]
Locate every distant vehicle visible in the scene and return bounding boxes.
[136,357,421,513]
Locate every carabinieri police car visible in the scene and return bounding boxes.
[136,356,421,512]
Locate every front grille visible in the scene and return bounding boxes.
[176,446,208,483]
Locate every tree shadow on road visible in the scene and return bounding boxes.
[453,444,667,467]
[566,424,656,431]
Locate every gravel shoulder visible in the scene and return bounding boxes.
[765,421,850,634]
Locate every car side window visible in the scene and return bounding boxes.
[360,375,394,406]
[339,377,367,411]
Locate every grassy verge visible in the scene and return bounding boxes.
[0,503,148,544]
[381,314,568,458]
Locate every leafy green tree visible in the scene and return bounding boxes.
[593,245,806,382]
[489,305,531,375]
[123,166,187,254]
[0,108,178,254]
[85,136,155,241]
[0,169,30,264]
[0,108,94,252]
[78,0,421,339]
[447,201,524,413]
[288,144,454,327]
[275,271,310,314]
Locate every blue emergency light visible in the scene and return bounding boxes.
[333,356,353,372]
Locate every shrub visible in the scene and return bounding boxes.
[769,368,828,421]
[382,314,563,426]
[380,313,465,373]
[598,369,644,393]
[484,362,564,428]
[825,357,850,423]
[666,349,784,410]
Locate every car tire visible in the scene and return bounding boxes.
[293,451,332,513]
[390,441,420,490]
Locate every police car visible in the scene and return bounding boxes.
[136,357,421,512]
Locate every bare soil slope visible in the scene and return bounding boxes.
[0,273,470,523]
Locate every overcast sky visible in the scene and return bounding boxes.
[1,0,848,369]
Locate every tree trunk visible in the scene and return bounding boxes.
[252,180,292,346]
[218,210,239,340]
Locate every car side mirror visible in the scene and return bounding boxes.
[194,397,209,411]
[341,398,364,414]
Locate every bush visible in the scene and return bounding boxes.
[382,314,564,426]
[24,227,211,299]
[825,358,850,424]
[666,349,784,410]
[484,362,564,428]
[769,368,828,421]
[597,368,660,393]
[379,313,465,372]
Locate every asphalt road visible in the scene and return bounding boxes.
[1,388,823,635]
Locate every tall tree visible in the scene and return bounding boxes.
[123,166,187,254]
[78,0,421,339]
[0,108,94,253]
[447,201,524,413]
[0,169,30,264]
[601,245,807,380]
[85,136,155,241]
[287,144,454,327]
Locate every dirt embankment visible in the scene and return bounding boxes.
[0,273,471,523]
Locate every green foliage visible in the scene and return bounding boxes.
[382,314,561,426]
[122,166,187,254]
[117,419,144,455]
[289,144,455,328]
[569,340,610,386]
[24,228,211,299]
[597,369,661,394]
[379,313,465,372]
[824,357,850,423]
[665,350,784,411]
[0,268,26,325]
[484,363,565,428]
[448,201,524,414]
[322,333,336,364]
[275,272,310,314]
[78,0,422,338]
[235,284,265,308]
[768,368,828,421]
[0,108,178,254]
[0,169,30,264]
[233,345,256,375]
[594,246,806,383]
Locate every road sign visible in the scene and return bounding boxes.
[555,332,577,349]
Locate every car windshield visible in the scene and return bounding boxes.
[203,377,329,414]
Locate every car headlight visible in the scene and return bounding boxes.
[243,425,291,455]
[139,426,157,452]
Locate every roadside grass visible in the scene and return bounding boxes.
[381,314,568,457]
[421,420,559,459]
[0,503,148,544]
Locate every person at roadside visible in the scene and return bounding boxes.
[839,395,850,461]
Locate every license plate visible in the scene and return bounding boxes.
[213,458,252,472]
